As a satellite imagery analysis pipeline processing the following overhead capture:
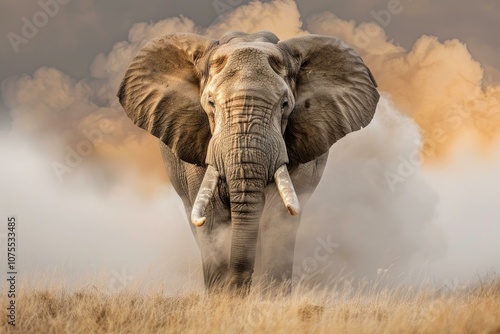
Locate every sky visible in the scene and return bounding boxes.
[0,0,499,291]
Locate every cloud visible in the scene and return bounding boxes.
[89,15,200,106]
[2,67,94,138]
[306,12,500,161]
[205,0,306,39]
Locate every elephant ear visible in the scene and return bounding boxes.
[117,33,215,166]
[280,35,380,165]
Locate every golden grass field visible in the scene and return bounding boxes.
[1,277,500,334]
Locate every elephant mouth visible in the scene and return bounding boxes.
[191,164,299,227]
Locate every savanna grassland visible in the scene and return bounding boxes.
[2,277,500,334]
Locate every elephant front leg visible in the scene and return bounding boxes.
[194,184,232,293]
[197,224,231,292]
[162,143,232,292]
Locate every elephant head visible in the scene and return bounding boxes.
[118,31,379,290]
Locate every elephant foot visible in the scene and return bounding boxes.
[203,264,231,293]
[258,272,293,297]
[227,270,253,296]
[204,267,253,295]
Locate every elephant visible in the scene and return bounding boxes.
[117,31,379,293]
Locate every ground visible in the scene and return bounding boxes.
[2,277,500,333]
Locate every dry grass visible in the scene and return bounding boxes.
[2,278,500,334]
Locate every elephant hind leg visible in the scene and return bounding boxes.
[258,187,302,294]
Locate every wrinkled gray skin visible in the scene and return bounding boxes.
[118,31,379,293]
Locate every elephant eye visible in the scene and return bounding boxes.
[281,99,289,110]
[208,97,216,108]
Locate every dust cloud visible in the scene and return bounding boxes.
[296,96,500,288]
[0,135,201,292]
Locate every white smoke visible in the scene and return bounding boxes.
[0,134,201,292]
[296,96,500,287]
[423,138,500,281]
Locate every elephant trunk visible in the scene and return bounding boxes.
[225,147,267,290]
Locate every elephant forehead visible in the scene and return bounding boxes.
[214,43,284,69]
[231,47,267,63]
[209,45,285,86]
[213,64,283,98]
[205,44,288,101]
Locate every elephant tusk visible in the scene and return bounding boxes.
[191,165,220,227]
[274,164,300,216]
